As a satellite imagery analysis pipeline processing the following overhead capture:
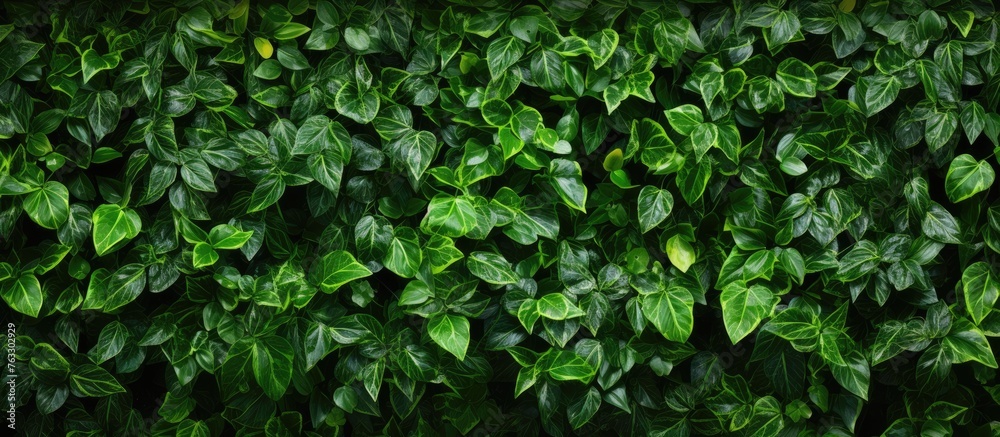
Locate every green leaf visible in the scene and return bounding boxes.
[89,90,121,142]
[335,82,379,124]
[70,364,126,397]
[208,224,254,249]
[962,262,999,325]
[293,115,351,156]
[637,186,674,233]
[837,241,880,282]
[420,195,479,238]
[92,204,142,257]
[676,159,711,204]
[568,387,601,429]
[481,99,513,127]
[536,293,585,320]
[486,36,525,78]
[333,386,358,414]
[961,101,987,144]
[2,273,43,317]
[860,74,900,116]
[81,49,120,83]
[829,350,870,400]
[540,349,595,383]
[922,204,962,244]
[665,104,703,136]
[253,335,295,400]
[311,250,372,293]
[29,343,71,385]
[775,58,817,97]
[665,235,696,273]
[428,314,470,361]
[642,287,694,342]
[388,129,437,183]
[22,181,69,229]
[925,109,958,152]
[942,321,998,368]
[425,235,463,274]
[103,263,146,312]
[248,174,286,213]
[467,251,520,285]
[192,242,219,268]
[945,154,994,203]
[87,321,128,364]
[384,227,422,278]
[720,283,778,344]
[548,159,587,212]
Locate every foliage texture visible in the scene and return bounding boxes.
[3,0,1000,435]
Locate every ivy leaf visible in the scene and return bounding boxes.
[962,263,999,325]
[665,235,696,273]
[486,36,525,78]
[22,181,69,229]
[384,227,422,278]
[253,335,295,400]
[548,159,587,212]
[922,204,962,244]
[945,154,994,203]
[70,364,126,397]
[720,283,778,344]
[420,195,479,238]
[92,204,142,256]
[428,314,470,361]
[775,58,817,97]
[467,251,519,285]
[2,273,43,317]
[388,129,437,183]
[311,251,372,293]
[641,287,694,342]
[860,74,900,116]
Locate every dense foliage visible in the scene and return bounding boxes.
[3,0,1000,435]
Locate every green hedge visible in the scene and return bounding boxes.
[3,0,1000,435]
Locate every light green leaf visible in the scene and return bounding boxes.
[312,250,372,293]
[641,287,694,343]
[192,242,219,268]
[665,104,703,136]
[720,283,778,344]
[962,262,999,325]
[388,129,437,183]
[486,36,525,78]
[420,195,479,238]
[208,224,254,250]
[536,293,585,320]
[429,314,470,361]
[945,154,994,203]
[384,227,422,278]
[860,74,900,116]
[81,49,120,83]
[2,273,43,317]
[829,350,870,400]
[542,349,595,383]
[22,181,69,229]
[665,235,696,273]
[942,321,998,368]
[92,204,142,256]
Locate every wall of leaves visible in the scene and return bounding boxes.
[3,0,1000,435]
